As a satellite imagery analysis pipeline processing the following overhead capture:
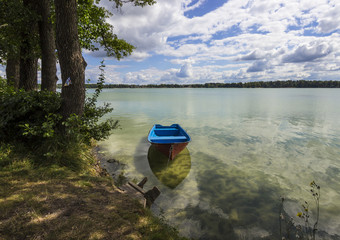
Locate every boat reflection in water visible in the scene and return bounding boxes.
[147,145,191,189]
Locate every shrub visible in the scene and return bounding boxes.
[0,62,117,171]
[76,60,118,144]
[0,89,62,144]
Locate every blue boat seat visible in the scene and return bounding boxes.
[148,124,191,144]
[149,136,187,141]
[155,128,177,131]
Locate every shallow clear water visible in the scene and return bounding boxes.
[95,88,340,239]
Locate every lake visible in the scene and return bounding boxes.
[95,88,340,239]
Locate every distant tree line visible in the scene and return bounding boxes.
[84,80,340,89]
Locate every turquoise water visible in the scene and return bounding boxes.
[95,88,340,239]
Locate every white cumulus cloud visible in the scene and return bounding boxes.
[83,0,340,84]
[282,42,333,63]
[176,63,193,78]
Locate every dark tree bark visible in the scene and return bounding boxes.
[19,0,38,91]
[19,56,38,91]
[6,56,20,89]
[37,0,57,92]
[54,0,86,117]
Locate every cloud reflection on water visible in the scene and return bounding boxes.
[98,88,340,239]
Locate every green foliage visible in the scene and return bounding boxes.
[0,89,62,144]
[0,64,118,171]
[77,0,157,59]
[77,0,111,52]
[0,143,12,168]
[0,0,24,61]
[0,76,8,91]
[36,133,95,171]
[1,0,151,64]
[79,60,119,143]
[0,0,40,62]
[111,0,156,8]
[77,0,135,59]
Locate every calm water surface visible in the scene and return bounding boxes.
[95,88,340,239]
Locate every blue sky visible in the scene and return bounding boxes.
[2,0,340,85]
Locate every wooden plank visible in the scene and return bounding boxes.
[119,178,160,208]
[128,182,145,194]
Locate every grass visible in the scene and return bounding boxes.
[0,145,188,240]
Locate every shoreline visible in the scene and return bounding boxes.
[0,146,188,240]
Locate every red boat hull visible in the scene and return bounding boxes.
[152,142,189,160]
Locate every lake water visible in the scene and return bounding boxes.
[95,88,340,239]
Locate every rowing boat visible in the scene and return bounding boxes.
[147,124,191,160]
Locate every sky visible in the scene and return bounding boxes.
[1,0,340,85]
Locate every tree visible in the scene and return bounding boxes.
[54,0,86,117]
[37,0,57,91]
[5,58,20,89]
[55,0,155,117]
[1,0,57,91]
[0,0,24,89]
[18,0,40,91]
[2,0,156,113]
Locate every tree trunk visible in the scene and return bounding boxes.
[6,56,20,89]
[54,0,86,117]
[38,0,57,92]
[19,0,38,91]
[19,57,38,91]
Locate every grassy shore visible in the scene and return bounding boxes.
[0,146,188,240]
